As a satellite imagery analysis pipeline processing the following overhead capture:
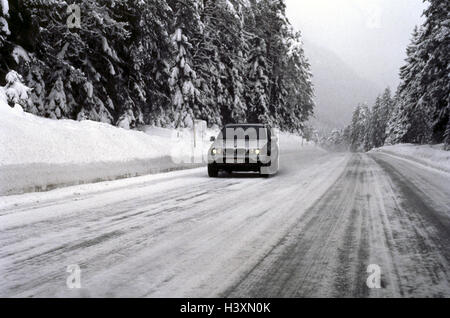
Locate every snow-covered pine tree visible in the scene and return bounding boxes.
[254,0,290,127]
[387,1,449,148]
[192,0,223,126]
[0,0,11,82]
[228,50,248,124]
[416,0,449,145]
[246,35,271,124]
[362,105,373,152]
[4,70,31,109]
[349,104,371,152]
[46,76,67,119]
[16,0,129,123]
[222,0,249,124]
[0,0,9,49]
[242,0,314,130]
[3,0,316,132]
[349,105,362,152]
[126,0,173,127]
[370,88,393,148]
[284,29,314,132]
[369,95,383,148]
[380,87,394,140]
[116,96,137,130]
[385,26,430,144]
[194,0,249,126]
[167,0,203,128]
[385,93,411,145]
[25,59,46,115]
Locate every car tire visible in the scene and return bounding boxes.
[260,168,270,178]
[208,164,219,178]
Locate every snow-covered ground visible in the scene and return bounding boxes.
[0,93,307,195]
[1,149,449,297]
[370,143,450,174]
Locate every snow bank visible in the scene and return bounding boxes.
[0,93,212,195]
[0,90,309,195]
[371,144,450,174]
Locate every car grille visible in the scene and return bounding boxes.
[223,148,252,163]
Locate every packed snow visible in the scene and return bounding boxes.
[0,91,307,195]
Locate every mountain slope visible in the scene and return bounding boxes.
[305,40,381,129]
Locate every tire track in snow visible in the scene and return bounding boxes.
[0,150,347,297]
[226,153,450,298]
[369,154,450,297]
[225,154,370,297]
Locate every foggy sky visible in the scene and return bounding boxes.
[285,0,428,89]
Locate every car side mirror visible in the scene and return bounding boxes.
[210,136,216,142]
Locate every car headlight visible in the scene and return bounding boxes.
[211,148,222,155]
[250,149,261,155]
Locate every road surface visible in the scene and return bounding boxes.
[0,147,449,297]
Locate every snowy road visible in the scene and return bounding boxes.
[0,148,449,297]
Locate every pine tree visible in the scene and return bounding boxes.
[350,105,362,152]
[349,104,371,152]
[3,0,316,132]
[195,0,248,126]
[243,0,314,131]
[192,0,224,126]
[46,76,67,119]
[370,88,393,148]
[4,70,31,109]
[362,105,373,151]
[254,0,290,127]
[416,0,449,145]
[386,27,425,144]
[369,95,383,148]
[0,0,11,83]
[167,0,203,128]
[284,30,314,132]
[246,36,271,124]
[25,59,46,115]
[386,26,433,145]
[0,0,9,49]
[387,1,449,148]
[126,0,173,127]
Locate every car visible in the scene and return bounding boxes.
[207,124,279,178]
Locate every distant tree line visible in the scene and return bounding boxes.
[329,0,449,152]
[0,0,314,131]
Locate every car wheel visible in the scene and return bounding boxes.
[208,164,219,178]
[260,168,270,178]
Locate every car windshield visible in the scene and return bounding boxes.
[217,126,268,140]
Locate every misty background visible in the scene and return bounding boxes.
[285,0,428,129]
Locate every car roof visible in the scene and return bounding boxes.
[225,123,266,128]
